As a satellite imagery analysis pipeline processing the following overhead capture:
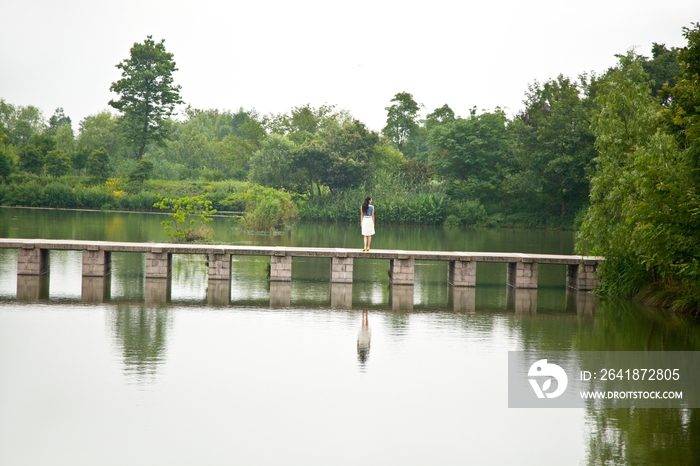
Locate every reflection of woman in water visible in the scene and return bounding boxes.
[357,310,371,365]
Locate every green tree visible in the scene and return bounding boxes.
[19,144,43,174]
[47,107,72,136]
[86,148,111,180]
[0,151,11,181]
[383,92,423,152]
[4,104,45,147]
[507,75,596,217]
[371,143,405,172]
[641,43,681,100]
[323,119,379,192]
[128,159,154,186]
[577,48,700,311]
[44,149,72,177]
[269,104,339,143]
[425,104,456,132]
[428,108,510,200]
[153,194,216,242]
[292,137,329,198]
[661,23,700,167]
[109,35,182,159]
[77,112,122,157]
[54,124,75,154]
[248,134,298,190]
[173,124,211,169]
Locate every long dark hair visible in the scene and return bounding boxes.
[361,196,372,215]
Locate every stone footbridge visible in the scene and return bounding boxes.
[0,239,602,298]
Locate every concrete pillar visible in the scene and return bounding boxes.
[82,249,111,277]
[449,286,476,312]
[207,279,231,306]
[507,288,537,314]
[448,260,476,287]
[145,278,171,306]
[389,257,415,285]
[17,247,49,275]
[208,253,232,280]
[81,276,111,303]
[330,283,353,309]
[566,262,600,291]
[145,250,172,278]
[566,289,599,316]
[270,281,291,307]
[17,275,50,301]
[390,284,414,311]
[270,254,292,282]
[330,256,354,283]
[507,260,538,288]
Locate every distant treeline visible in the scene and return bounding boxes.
[0,38,681,228]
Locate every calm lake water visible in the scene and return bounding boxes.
[1,207,699,466]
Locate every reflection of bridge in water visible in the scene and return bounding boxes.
[1,238,602,314]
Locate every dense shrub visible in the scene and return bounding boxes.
[41,182,78,208]
[78,186,113,209]
[4,181,43,206]
[224,184,298,232]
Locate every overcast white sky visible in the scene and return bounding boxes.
[1,0,698,131]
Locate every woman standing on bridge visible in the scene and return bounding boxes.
[361,196,375,251]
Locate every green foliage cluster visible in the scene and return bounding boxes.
[224,184,298,232]
[153,194,216,242]
[577,24,700,313]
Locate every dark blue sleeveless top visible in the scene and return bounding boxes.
[364,205,373,217]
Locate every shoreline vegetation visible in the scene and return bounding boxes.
[1,24,699,313]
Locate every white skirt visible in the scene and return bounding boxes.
[362,217,375,236]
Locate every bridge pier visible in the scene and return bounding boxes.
[17,247,49,275]
[330,256,353,283]
[208,252,232,280]
[448,259,476,287]
[389,257,415,285]
[82,249,111,277]
[146,250,172,278]
[507,260,538,288]
[566,262,600,291]
[270,254,292,281]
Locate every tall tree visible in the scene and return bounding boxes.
[661,23,700,167]
[641,43,681,101]
[323,119,379,192]
[248,134,299,191]
[77,111,122,157]
[428,108,510,200]
[508,75,596,217]
[109,36,182,159]
[47,107,72,136]
[383,92,423,152]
